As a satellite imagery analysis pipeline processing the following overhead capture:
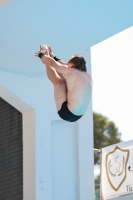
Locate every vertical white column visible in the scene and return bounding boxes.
[77,49,94,200]
[50,49,94,200]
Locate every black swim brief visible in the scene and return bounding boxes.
[58,101,83,122]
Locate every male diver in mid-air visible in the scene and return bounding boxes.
[35,45,92,122]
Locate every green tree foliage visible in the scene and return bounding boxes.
[93,112,122,165]
[95,174,100,185]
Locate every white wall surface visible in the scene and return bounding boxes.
[51,121,77,200]
[91,26,133,141]
[0,50,94,200]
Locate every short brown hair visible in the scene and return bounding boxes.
[68,55,87,72]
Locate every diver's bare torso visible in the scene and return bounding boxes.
[63,68,92,116]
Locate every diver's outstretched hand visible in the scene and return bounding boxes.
[34,44,50,57]
[47,46,55,58]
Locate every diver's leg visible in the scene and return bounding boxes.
[45,64,67,111]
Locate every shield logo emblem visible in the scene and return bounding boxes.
[105,146,129,191]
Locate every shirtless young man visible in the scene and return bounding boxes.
[35,45,92,122]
